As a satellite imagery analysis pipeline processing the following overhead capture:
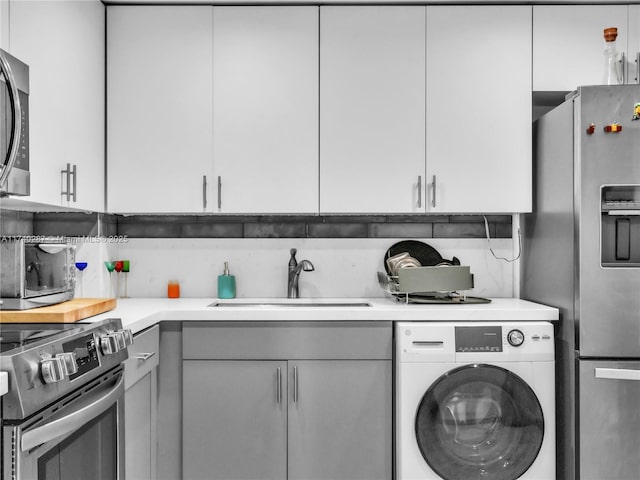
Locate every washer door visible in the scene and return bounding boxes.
[415,364,544,480]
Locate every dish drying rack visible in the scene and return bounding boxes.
[377,266,491,304]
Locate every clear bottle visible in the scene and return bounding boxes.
[603,27,623,85]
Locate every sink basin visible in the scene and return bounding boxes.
[208,301,372,308]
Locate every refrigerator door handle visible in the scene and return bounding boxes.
[595,367,640,381]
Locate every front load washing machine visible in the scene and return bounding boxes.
[396,322,555,480]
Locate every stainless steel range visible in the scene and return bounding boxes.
[0,318,132,479]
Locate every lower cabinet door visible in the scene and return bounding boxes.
[287,360,392,480]
[578,359,640,480]
[183,360,288,480]
[125,370,157,480]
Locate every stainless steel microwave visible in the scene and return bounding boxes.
[0,237,75,310]
[0,48,29,196]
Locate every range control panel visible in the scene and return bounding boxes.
[63,333,100,380]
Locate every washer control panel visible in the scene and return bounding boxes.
[397,322,555,363]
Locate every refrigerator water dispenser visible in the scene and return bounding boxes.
[601,185,640,266]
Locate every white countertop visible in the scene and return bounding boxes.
[0,297,558,397]
[85,297,559,335]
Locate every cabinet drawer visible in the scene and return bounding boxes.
[183,321,392,360]
[125,325,160,390]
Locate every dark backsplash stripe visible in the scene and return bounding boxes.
[0,210,512,239]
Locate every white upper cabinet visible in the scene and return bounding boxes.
[533,5,638,91]
[426,6,532,213]
[8,0,105,211]
[212,7,319,214]
[320,6,426,214]
[107,6,213,213]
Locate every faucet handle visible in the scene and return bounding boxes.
[289,248,298,269]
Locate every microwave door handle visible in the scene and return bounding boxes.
[0,50,23,190]
[21,373,124,452]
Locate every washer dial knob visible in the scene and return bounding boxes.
[507,329,525,347]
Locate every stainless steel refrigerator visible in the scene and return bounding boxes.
[522,85,640,480]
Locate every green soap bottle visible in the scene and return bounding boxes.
[218,261,236,299]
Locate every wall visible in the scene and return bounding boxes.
[110,237,514,299]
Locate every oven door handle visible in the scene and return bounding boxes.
[21,373,124,452]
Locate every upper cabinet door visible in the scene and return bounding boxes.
[426,6,532,213]
[212,7,319,214]
[320,6,426,214]
[107,6,213,213]
[9,0,105,211]
[533,5,630,91]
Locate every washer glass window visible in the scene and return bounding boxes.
[415,364,544,480]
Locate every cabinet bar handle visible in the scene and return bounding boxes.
[202,175,207,210]
[293,366,298,403]
[133,352,156,362]
[60,169,66,202]
[276,367,281,405]
[595,367,640,381]
[635,52,640,84]
[217,176,222,209]
[431,175,437,208]
[70,164,77,202]
[417,176,422,208]
[61,163,71,202]
[619,51,627,84]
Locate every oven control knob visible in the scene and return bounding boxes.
[40,357,66,384]
[109,329,134,351]
[507,329,525,347]
[55,352,78,376]
[100,334,120,355]
[118,329,134,347]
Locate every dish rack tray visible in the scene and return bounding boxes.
[377,266,490,304]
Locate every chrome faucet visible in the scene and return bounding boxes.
[287,248,314,298]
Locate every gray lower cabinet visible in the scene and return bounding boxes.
[124,325,160,480]
[287,360,391,480]
[182,322,392,480]
[183,360,288,480]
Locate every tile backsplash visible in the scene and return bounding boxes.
[0,210,517,298]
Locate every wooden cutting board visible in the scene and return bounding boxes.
[0,298,117,323]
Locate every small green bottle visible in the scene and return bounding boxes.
[218,261,236,299]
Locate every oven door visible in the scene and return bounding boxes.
[3,368,124,480]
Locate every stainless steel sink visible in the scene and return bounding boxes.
[208,301,372,308]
